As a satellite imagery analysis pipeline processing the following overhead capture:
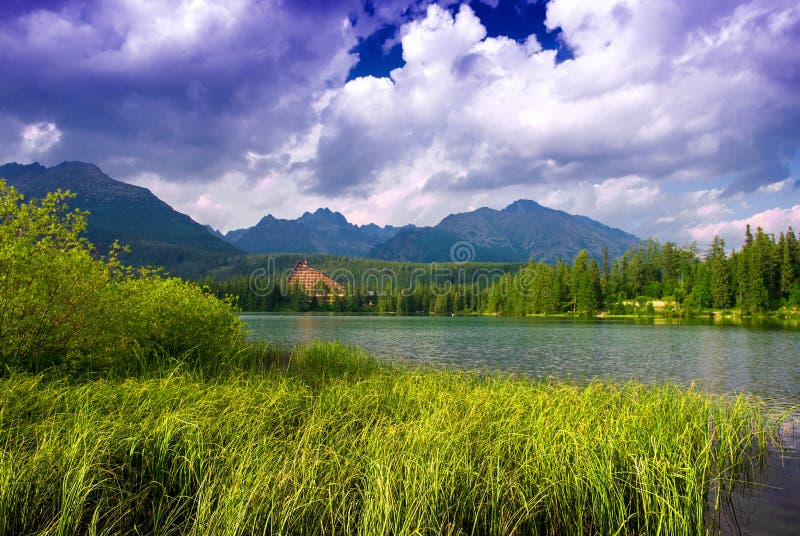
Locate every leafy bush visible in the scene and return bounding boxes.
[112,276,244,371]
[0,182,109,368]
[0,181,244,373]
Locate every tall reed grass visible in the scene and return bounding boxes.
[0,342,776,535]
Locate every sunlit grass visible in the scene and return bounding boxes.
[0,342,777,535]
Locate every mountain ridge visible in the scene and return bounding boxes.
[226,207,410,256]
[370,199,638,263]
[2,160,640,268]
[226,197,638,263]
[0,161,242,274]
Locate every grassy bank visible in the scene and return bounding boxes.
[0,342,777,535]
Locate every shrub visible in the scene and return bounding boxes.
[0,182,111,368]
[0,181,244,373]
[113,275,245,371]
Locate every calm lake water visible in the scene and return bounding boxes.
[243,314,800,535]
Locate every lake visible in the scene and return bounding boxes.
[243,314,800,535]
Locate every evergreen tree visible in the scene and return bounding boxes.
[576,260,601,314]
[552,261,567,314]
[707,236,731,309]
[750,228,772,311]
[661,241,679,297]
[570,250,589,313]
[690,264,711,309]
[783,228,800,306]
[624,250,644,297]
[288,280,310,312]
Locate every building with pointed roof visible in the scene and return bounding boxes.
[287,259,345,299]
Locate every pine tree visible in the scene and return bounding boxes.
[739,227,769,313]
[625,250,644,297]
[780,229,798,301]
[661,241,678,297]
[576,259,601,313]
[288,280,310,312]
[707,236,731,309]
[571,250,589,313]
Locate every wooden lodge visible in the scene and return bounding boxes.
[287,259,345,300]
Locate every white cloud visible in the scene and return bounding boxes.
[127,169,337,231]
[689,204,800,247]
[20,122,61,155]
[16,0,250,70]
[279,0,800,209]
[194,194,222,210]
[757,178,795,193]
[593,176,660,209]
[4,0,799,247]
[0,0,363,185]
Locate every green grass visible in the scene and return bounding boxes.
[0,342,777,535]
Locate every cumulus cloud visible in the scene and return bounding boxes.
[0,119,62,163]
[757,178,796,193]
[689,205,800,247]
[1,0,799,245]
[521,175,797,250]
[21,122,61,154]
[0,0,382,180]
[289,1,800,201]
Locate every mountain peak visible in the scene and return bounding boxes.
[373,199,638,264]
[1,160,240,271]
[298,207,349,227]
[504,199,543,212]
[52,160,102,172]
[0,161,47,177]
[231,207,403,256]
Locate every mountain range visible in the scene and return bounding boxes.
[371,200,638,263]
[1,161,639,270]
[221,208,407,257]
[224,200,637,263]
[0,161,239,271]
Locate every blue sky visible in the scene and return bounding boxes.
[1,0,799,249]
[347,0,572,80]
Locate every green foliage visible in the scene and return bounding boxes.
[707,236,731,308]
[0,181,244,373]
[481,230,799,317]
[0,342,776,535]
[206,226,800,317]
[112,276,244,371]
[0,182,109,368]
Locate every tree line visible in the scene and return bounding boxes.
[487,226,800,316]
[204,226,800,316]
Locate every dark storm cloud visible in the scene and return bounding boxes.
[0,0,71,18]
[0,0,419,182]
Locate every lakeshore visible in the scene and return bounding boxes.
[0,342,779,535]
[2,181,797,534]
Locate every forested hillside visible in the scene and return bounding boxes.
[486,226,800,316]
[208,226,800,316]
[202,254,522,313]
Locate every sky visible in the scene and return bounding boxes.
[1,0,799,250]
